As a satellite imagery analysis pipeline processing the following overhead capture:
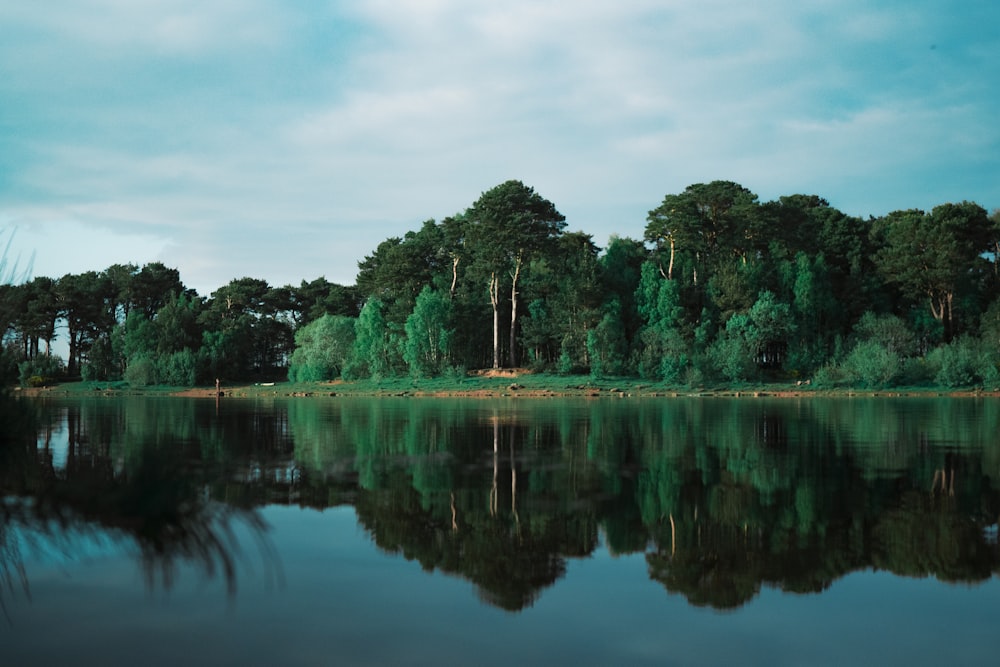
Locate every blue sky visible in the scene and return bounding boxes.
[2,0,997,297]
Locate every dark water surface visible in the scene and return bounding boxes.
[2,395,999,665]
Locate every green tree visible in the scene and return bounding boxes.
[198,277,291,379]
[522,232,603,370]
[288,314,357,382]
[292,277,361,326]
[152,292,203,355]
[784,252,837,372]
[465,180,566,368]
[598,236,647,353]
[131,262,186,320]
[875,202,993,341]
[817,208,883,330]
[356,220,449,325]
[635,261,690,381]
[708,291,794,380]
[347,298,400,379]
[645,181,760,286]
[57,271,114,377]
[587,298,629,377]
[403,286,454,378]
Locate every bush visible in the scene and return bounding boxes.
[158,349,197,386]
[709,314,757,382]
[288,314,357,382]
[841,341,900,388]
[18,355,64,387]
[557,343,575,375]
[124,354,157,387]
[853,312,918,357]
[929,336,997,388]
[898,356,935,386]
[811,363,844,389]
[684,365,705,389]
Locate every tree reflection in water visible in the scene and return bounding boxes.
[0,394,280,615]
[327,397,1000,612]
[4,395,1000,615]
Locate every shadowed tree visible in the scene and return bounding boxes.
[521,231,603,370]
[131,262,186,320]
[57,271,114,377]
[598,235,648,353]
[356,220,449,325]
[292,277,361,326]
[875,202,993,342]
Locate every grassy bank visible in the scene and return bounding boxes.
[14,371,998,399]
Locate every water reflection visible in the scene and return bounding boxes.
[4,395,1000,615]
[0,394,281,617]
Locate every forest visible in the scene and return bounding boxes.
[2,179,999,389]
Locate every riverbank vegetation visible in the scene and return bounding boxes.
[3,180,999,392]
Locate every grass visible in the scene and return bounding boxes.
[16,371,994,399]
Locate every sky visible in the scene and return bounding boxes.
[2,0,998,297]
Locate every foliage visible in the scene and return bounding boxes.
[587,298,630,378]
[346,298,401,380]
[5,180,998,391]
[635,262,688,380]
[18,354,64,387]
[852,311,918,357]
[158,349,197,386]
[840,341,901,388]
[709,313,759,382]
[288,314,357,382]
[124,352,158,387]
[403,287,454,378]
[927,336,999,388]
[874,203,993,341]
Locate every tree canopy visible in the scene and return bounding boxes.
[2,180,997,389]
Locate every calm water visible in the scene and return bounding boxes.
[2,395,999,666]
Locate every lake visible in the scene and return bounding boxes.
[2,394,999,666]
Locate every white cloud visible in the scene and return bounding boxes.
[1,0,997,296]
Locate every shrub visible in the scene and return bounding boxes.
[288,314,357,382]
[841,340,900,388]
[898,356,935,386]
[811,363,844,389]
[853,312,918,357]
[124,354,157,387]
[929,336,997,388]
[709,314,757,382]
[158,349,197,386]
[18,355,64,387]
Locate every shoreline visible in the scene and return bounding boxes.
[14,379,1000,400]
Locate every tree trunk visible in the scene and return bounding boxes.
[489,272,500,369]
[67,331,79,376]
[508,254,522,368]
[929,291,955,342]
[667,236,675,280]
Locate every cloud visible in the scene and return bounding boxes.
[1,0,997,298]
[0,0,290,55]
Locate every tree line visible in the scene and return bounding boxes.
[2,178,998,388]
